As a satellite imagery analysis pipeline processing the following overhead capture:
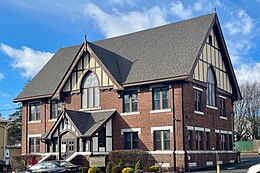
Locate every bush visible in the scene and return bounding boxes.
[88,167,101,173]
[122,167,134,173]
[112,166,122,173]
[82,166,89,173]
[109,150,148,168]
[134,160,142,170]
[149,165,159,172]
[118,161,125,168]
[106,162,113,173]
[11,154,41,172]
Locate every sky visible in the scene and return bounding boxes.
[0,0,260,118]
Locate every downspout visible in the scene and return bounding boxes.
[181,81,187,171]
[171,83,176,171]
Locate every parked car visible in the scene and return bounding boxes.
[247,163,260,173]
[21,160,80,173]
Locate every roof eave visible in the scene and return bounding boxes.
[13,93,53,102]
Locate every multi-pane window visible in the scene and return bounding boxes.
[154,130,170,150]
[206,68,216,107]
[123,91,138,112]
[221,134,227,150]
[50,101,62,119]
[98,127,106,147]
[81,72,100,109]
[194,90,202,112]
[124,132,138,149]
[29,138,40,153]
[220,99,226,117]
[206,132,210,150]
[216,133,220,150]
[29,102,40,121]
[152,87,169,110]
[229,134,233,150]
[196,131,203,150]
[188,130,193,150]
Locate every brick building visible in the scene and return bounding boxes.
[14,13,241,170]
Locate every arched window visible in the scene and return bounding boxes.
[206,67,216,107]
[81,72,100,109]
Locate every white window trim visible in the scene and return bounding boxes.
[149,151,173,154]
[206,105,217,110]
[28,120,41,124]
[228,131,232,135]
[28,134,42,139]
[193,86,203,91]
[149,84,171,91]
[195,127,204,132]
[220,116,227,120]
[151,126,173,133]
[205,128,210,132]
[150,109,172,114]
[79,107,102,111]
[215,129,220,133]
[48,119,57,122]
[194,110,204,115]
[121,128,141,135]
[121,112,140,116]
[186,126,194,130]
[219,95,227,99]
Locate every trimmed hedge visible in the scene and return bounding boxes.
[122,167,134,173]
[149,165,159,172]
[88,167,101,173]
[109,150,148,167]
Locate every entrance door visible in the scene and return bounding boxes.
[61,139,76,159]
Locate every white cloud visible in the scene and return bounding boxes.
[109,0,135,7]
[170,1,192,19]
[84,3,167,38]
[224,10,253,35]
[0,73,4,81]
[0,43,54,78]
[235,63,260,84]
[0,92,9,99]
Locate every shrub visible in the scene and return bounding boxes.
[11,154,41,172]
[82,166,89,173]
[149,165,159,172]
[122,167,134,173]
[112,166,122,173]
[134,160,142,170]
[109,150,148,168]
[106,162,113,173]
[88,167,101,173]
[118,161,125,168]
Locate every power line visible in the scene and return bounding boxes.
[0,107,20,112]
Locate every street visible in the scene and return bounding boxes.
[191,154,260,173]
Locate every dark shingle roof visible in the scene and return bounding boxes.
[66,109,115,137]
[15,13,216,101]
[92,13,215,84]
[14,44,82,101]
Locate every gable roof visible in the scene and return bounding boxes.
[15,13,240,101]
[14,44,82,101]
[44,109,115,139]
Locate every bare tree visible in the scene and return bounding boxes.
[234,82,260,141]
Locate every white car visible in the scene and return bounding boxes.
[247,163,260,173]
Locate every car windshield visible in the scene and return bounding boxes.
[54,161,75,167]
[30,162,45,170]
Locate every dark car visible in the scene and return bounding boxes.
[22,160,80,173]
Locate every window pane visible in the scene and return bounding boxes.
[133,132,138,149]
[132,93,138,112]
[30,105,35,121]
[188,130,192,150]
[88,88,93,108]
[153,90,160,110]
[124,133,131,149]
[162,90,168,109]
[198,92,202,111]
[194,92,197,111]
[36,138,40,153]
[57,102,62,117]
[124,95,130,112]
[30,138,35,153]
[163,131,170,150]
[36,103,40,120]
[51,102,56,119]
[154,131,161,150]
[82,89,87,109]
[83,72,99,87]
[94,87,100,107]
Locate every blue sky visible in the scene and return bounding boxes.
[0,0,260,118]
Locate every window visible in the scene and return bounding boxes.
[29,138,40,153]
[206,67,216,107]
[124,132,138,149]
[196,131,203,150]
[81,72,100,109]
[152,87,169,110]
[220,99,226,117]
[29,102,40,121]
[98,127,106,147]
[123,91,138,112]
[194,90,202,112]
[154,130,170,150]
[229,134,233,150]
[188,130,193,150]
[206,132,210,150]
[50,101,62,119]
[221,134,227,150]
[208,35,213,45]
[216,133,220,150]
